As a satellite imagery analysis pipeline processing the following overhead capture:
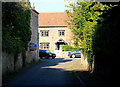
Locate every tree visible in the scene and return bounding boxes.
[66,1,108,65]
[66,0,119,77]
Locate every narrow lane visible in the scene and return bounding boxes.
[2,58,81,87]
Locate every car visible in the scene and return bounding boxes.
[39,50,56,59]
[68,50,81,58]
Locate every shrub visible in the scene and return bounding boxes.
[62,45,77,51]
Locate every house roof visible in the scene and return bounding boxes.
[32,9,39,14]
[39,12,69,27]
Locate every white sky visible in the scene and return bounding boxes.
[29,0,75,12]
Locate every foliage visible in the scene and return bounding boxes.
[2,2,31,69]
[62,45,78,51]
[93,2,120,73]
[2,2,31,54]
[65,1,112,64]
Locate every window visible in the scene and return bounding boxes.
[29,42,35,51]
[59,30,65,36]
[41,30,49,37]
[40,43,49,49]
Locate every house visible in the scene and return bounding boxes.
[38,12,74,51]
[26,4,39,63]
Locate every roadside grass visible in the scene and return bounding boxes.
[70,62,109,87]
[70,65,84,87]
[34,58,44,63]
[70,66,78,77]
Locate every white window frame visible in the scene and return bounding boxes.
[40,43,49,49]
[59,30,65,36]
[41,30,49,37]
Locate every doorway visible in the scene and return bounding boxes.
[55,39,67,50]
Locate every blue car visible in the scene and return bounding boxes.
[68,50,81,58]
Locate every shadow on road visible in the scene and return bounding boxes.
[2,58,82,87]
[38,58,72,68]
[72,70,114,87]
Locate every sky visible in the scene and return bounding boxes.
[29,0,73,13]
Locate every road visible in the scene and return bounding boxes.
[2,58,81,87]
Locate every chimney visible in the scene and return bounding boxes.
[31,2,35,9]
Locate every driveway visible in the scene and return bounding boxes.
[2,58,81,87]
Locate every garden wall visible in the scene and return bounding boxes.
[2,52,23,75]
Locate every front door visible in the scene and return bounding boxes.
[56,42,65,50]
[55,39,67,50]
[59,44,63,50]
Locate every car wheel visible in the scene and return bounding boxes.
[52,57,55,59]
[40,56,42,59]
[72,55,76,58]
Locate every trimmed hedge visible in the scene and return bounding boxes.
[62,45,77,51]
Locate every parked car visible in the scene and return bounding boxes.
[68,50,81,58]
[39,50,56,59]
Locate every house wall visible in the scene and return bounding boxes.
[26,10,39,63]
[38,27,74,51]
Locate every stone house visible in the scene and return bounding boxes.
[26,7,39,63]
[38,12,74,51]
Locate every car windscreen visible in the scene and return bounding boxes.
[46,50,51,53]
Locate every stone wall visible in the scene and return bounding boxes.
[15,53,23,70]
[2,52,23,75]
[39,27,74,51]
[62,51,70,58]
[26,9,39,62]
[81,51,89,69]
[2,52,14,74]
[53,50,69,58]
[26,51,35,63]
[0,2,2,86]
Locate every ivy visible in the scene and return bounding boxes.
[2,2,31,54]
[2,2,32,69]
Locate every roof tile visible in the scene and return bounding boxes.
[39,12,69,27]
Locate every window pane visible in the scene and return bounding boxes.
[59,30,65,36]
[41,32,44,36]
[40,43,49,49]
[47,44,49,49]
[40,44,43,49]
[41,30,49,37]
[59,32,61,36]
[46,31,48,36]
[62,31,64,35]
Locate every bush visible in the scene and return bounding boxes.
[62,45,77,51]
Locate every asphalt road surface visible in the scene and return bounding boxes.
[2,58,81,87]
